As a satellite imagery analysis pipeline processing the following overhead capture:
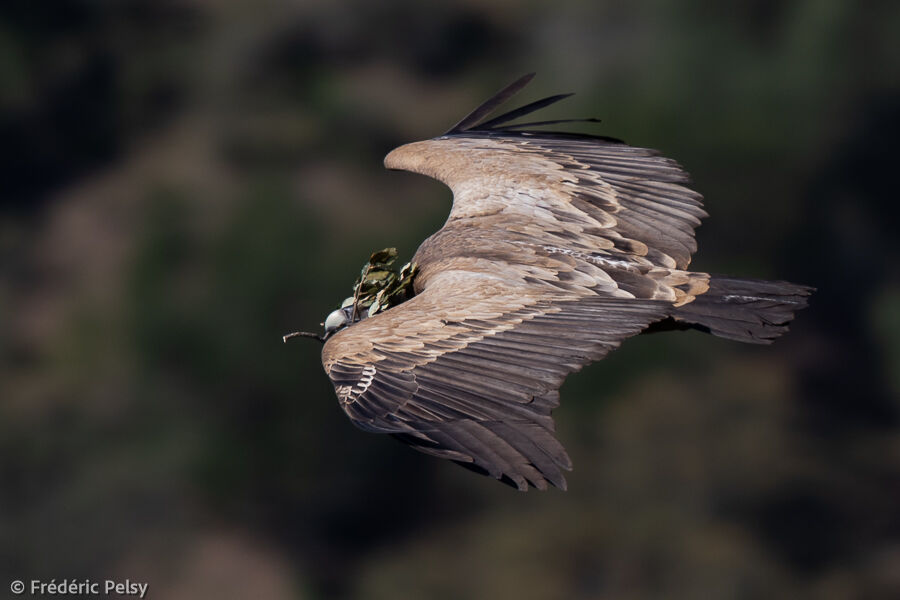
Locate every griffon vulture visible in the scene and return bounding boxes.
[290,74,812,491]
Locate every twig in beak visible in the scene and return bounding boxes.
[283,331,325,343]
[350,264,372,323]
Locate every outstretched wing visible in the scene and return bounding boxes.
[387,133,705,270]
[323,275,669,490]
[385,76,707,270]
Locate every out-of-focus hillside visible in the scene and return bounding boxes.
[1,1,899,598]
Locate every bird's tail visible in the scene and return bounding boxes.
[669,275,814,344]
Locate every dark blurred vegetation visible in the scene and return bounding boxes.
[2,1,899,598]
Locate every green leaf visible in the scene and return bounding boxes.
[364,269,392,282]
[337,249,418,317]
[399,261,416,279]
[368,248,398,266]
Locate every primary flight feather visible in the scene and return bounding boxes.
[300,74,812,491]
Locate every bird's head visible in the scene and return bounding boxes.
[323,306,352,338]
[281,305,354,344]
[283,248,417,345]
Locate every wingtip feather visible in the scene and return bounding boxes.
[445,73,537,134]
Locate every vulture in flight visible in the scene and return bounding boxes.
[294,74,812,491]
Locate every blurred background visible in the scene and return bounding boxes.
[2,1,899,598]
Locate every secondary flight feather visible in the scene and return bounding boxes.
[289,74,813,491]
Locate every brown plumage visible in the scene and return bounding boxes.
[316,74,813,491]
